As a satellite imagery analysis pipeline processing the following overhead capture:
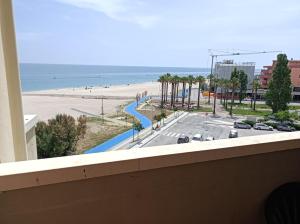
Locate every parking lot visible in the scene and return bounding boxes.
[143,113,283,147]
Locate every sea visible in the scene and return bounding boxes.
[20,63,210,92]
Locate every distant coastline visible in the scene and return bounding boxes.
[19,63,210,92]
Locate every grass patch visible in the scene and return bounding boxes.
[289,105,300,110]
[77,118,131,153]
[191,107,213,113]
[137,108,173,121]
[228,102,272,110]
[230,108,272,117]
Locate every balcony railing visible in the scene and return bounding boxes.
[1,132,300,223]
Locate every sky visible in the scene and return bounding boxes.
[13,0,300,68]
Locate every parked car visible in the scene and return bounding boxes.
[229,129,238,138]
[277,124,296,132]
[205,136,215,141]
[191,134,203,142]
[254,123,273,131]
[177,134,189,144]
[234,122,251,129]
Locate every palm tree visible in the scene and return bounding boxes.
[229,68,240,116]
[181,76,188,108]
[170,75,176,108]
[158,75,165,108]
[187,75,195,110]
[164,73,171,104]
[252,78,260,111]
[173,75,180,103]
[195,75,205,109]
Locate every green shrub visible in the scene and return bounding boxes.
[242,120,256,127]
[36,114,87,159]
[291,123,300,130]
[274,111,291,122]
[264,121,278,129]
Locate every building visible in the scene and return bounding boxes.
[215,60,256,87]
[260,59,300,101]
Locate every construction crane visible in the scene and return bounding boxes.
[207,49,282,115]
[208,49,282,81]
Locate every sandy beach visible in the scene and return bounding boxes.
[22,82,160,121]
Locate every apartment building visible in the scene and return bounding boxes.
[260,59,300,101]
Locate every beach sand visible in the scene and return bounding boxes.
[22,82,160,121]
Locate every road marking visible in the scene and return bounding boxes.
[162,132,182,138]
[211,120,233,125]
[166,132,173,136]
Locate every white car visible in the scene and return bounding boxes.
[191,134,203,143]
[205,136,215,141]
[254,123,273,131]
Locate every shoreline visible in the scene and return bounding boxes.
[22,81,159,95]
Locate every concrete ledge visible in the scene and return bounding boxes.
[24,114,38,133]
[0,131,300,191]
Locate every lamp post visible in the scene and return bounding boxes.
[101,97,104,124]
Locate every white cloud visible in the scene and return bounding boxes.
[56,0,160,28]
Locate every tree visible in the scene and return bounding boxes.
[174,75,181,103]
[160,111,167,125]
[187,75,195,110]
[153,114,162,128]
[238,70,248,104]
[252,78,260,111]
[274,111,291,123]
[133,121,144,140]
[164,73,171,103]
[266,54,292,113]
[158,75,165,108]
[181,76,188,108]
[36,114,87,159]
[195,75,205,109]
[229,68,240,116]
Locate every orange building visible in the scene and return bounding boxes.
[260,59,300,101]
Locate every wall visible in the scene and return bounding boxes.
[25,126,37,160]
[0,133,300,224]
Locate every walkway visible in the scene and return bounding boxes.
[84,97,151,154]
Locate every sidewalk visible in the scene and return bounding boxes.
[111,111,188,150]
[131,111,189,149]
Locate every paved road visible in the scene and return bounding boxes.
[143,113,282,147]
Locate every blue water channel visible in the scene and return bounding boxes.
[84,97,152,154]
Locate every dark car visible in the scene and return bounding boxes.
[234,122,251,129]
[229,129,238,138]
[277,124,296,132]
[177,134,189,144]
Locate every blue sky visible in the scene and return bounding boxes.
[13,0,300,68]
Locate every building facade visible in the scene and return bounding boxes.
[259,59,300,101]
[215,60,256,87]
